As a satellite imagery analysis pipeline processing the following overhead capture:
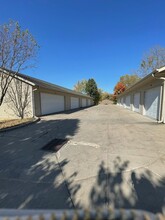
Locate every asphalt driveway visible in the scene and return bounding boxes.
[0,104,165,213]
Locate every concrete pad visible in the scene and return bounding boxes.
[145,156,165,178]
[72,176,107,209]
[107,154,158,172]
[0,104,165,213]
[57,143,107,182]
[123,168,165,213]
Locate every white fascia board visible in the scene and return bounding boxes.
[156,66,165,73]
[0,68,35,86]
[13,75,35,86]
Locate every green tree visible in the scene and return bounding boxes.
[0,20,39,106]
[100,91,112,101]
[86,78,100,105]
[120,74,140,88]
[73,79,87,94]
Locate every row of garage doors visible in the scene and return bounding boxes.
[41,93,92,115]
[118,86,161,120]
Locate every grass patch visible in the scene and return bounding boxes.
[0,118,34,130]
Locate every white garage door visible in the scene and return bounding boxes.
[144,87,161,120]
[71,97,79,109]
[121,97,123,106]
[125,95,130,109]
[87,99,91,106]
[41,93,65,115]
[134,93,140,112]
[82,98,87,107]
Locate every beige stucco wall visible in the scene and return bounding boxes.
[0,79,34,119]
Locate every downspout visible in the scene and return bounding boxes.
[152,73,165,123]
[32,86,39,118]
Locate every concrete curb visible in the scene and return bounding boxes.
[0,117,41,133]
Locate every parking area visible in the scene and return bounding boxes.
[0,104,165,213]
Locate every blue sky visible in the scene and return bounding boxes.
[1,0,165,93]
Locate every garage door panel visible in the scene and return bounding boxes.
[82,98,87,107]
[71,97,79,109]
[121,97,123,106]
[144,87,160,119]
[134,93,140,112]
[125,95,130,109]
[87,99,91,106]
[41,93,64,115]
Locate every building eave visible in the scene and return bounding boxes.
[0,68,35,86]
[0,67,92,99]
[117,67,165,98]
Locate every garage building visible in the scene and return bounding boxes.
[0,68,93,119]
[117,66,165,123]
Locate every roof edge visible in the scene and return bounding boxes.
[0,67,92,99]
[156,66,165,73]
[0,68,35,86]
[117,67,165,97]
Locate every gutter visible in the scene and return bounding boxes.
[0,68,35,86]
[152,72,165,123]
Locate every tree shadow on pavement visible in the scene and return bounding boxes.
[0,119,81,209]
[90,157,165,213]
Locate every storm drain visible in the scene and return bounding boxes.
[42,138,68,152]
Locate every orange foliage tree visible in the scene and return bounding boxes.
[113,82,126,104]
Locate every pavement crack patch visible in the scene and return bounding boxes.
[66,140,100,148]
[72,174,99,183]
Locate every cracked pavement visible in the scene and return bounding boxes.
[0,104,165,213]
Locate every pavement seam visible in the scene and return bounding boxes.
[145,157,162,167]
[0,164,160,187]
[69,174,103,183]
[71,165,157,183]
[55,154,75,209]
[144,167,162,178]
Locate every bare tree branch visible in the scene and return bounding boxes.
[6,79,31,119]
[0,20,39,106]
[138,46,165,77]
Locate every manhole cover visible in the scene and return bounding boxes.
[42,138,68,152]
